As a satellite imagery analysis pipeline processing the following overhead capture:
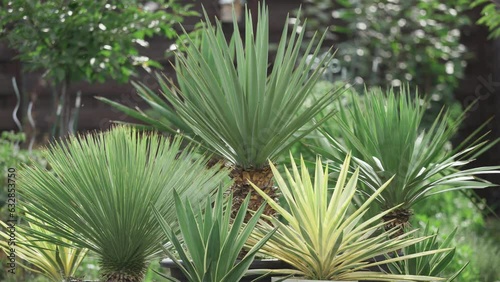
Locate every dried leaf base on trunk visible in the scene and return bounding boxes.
[103,274,142,282]
[230,165,277,220]
[382,208,413,238]
[206,156,226,170]
[100,255,146,282]
[102,269,145,282]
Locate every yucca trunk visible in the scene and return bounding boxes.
[101,261,146,282]
[382,208,413,238]
[102,272,144,282]
[230,166,276,219]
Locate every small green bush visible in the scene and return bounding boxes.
[412,192,500,281]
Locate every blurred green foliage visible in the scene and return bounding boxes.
[0,0,197,136]
[472,0,500,39]
[463,230,500,282]
[300,0,470,124]
[0,131,44,214]
[412,191,500,281]
[0,131,46,282]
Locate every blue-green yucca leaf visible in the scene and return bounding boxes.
[96,69,204,141]
[96,77,195,138]
[154,187,276,282]
[100,3,343,169]
[18,126,230,281]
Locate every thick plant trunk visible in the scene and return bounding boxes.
[103,272,143,282]
[230,165,277,220]
[382,208,413,238]
[101,260,146,282]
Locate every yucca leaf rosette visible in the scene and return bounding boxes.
[154,189,276,282]
[98,4,344,216]
[248,154,453,281]
[312,87,500,236]
[18,126,230,282]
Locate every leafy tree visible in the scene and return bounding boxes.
[0,0,196,136]
[300,0,470,124]
[472,0,500,39]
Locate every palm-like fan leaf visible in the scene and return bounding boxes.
[18,126,230,281]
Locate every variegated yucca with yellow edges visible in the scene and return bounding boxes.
[0,213,87,282]
[249,154,454,281]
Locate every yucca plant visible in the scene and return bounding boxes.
[248,154,458,281]
[18,126,230,282]
[312,86,500,236]
[98,4,343,216]
[0,213,87,282]
[153,189,276,282]
[386,226,468,281]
